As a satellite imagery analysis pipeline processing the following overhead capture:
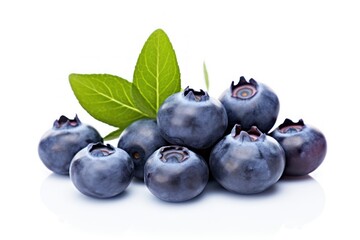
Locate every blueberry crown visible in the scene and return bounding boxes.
[231,76,258,99]
[88,142,115,157]
[278,118,305,134]
[53,115,81,129]
[183,86,209,102]
[160,145,190,163]
[231,124,265,142]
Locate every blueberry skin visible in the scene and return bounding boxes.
[118,119,168,180]
[70,143,134,198]
[210,125,285,194]
[219,76,280,133]
[38,115,103,175]
[144,146,209,202]
[270,119,327,176]
[157,87,228,149]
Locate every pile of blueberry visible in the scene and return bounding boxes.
[38,76,327,202]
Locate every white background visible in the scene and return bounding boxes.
[1,0,359,239]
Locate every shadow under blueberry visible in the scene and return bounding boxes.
[44,172,70,181]
[143,182,210,206]
[40,170,326,235]
[148,177,281,206]
[200,174,325,233]
[280,174,316,182]
[41,172,134,205]
[74,187,131,203]
[131,176,146,185]
[202,178,281,199]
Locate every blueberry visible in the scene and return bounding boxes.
[118,119,167,180]
[157,87,228,149]
[38,115,103,175]
[219,76,280,133]
[70,142,134,198]
[144,145,209,202]
[209,125,285,194]
[270,119,327,176]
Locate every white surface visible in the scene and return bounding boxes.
[1,0,359,239]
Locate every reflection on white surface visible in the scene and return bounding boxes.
[40,174,325,237]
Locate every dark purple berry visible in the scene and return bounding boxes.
[270,119,327,176]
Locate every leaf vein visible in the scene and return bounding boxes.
[75,79,147,116]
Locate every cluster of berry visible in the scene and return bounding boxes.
[38,76,327,202]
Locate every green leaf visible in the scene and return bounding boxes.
[133,29,181,113]
[131,84,157,118]
[103,128,123,141]
[203,61,209,91]
[69,74,150,128]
